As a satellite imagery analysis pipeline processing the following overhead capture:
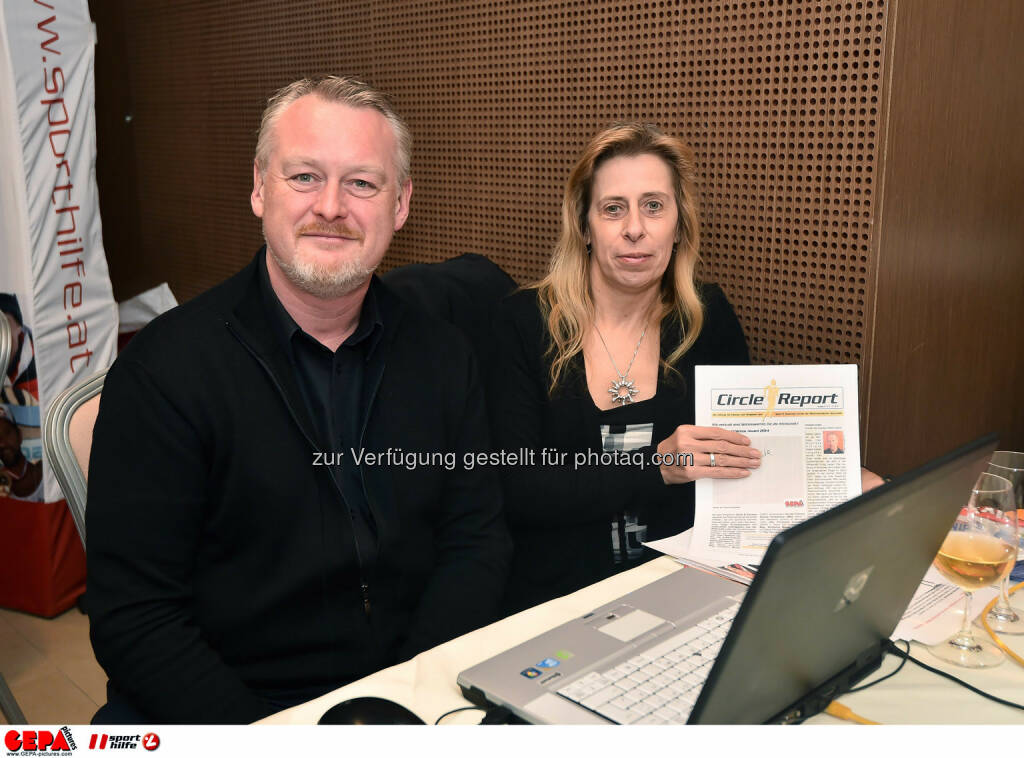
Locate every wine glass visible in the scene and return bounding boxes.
[929,472,1017,668]
[978,452,1024,634]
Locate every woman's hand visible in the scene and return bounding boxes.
[861,467,885,492]
[657,425,761,485]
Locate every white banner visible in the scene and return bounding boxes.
[0,0,116,502]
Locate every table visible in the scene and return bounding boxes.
[259,557,1024,725]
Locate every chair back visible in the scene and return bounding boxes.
[0,671,26,724]
[0,311,11,384]
[43,370,107,548]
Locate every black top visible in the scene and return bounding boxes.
[258,257,381,555]
[488,285,749,612]
[87,249,511,723]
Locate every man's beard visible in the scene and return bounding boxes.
[266,226,377,299]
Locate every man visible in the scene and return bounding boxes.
[87,76,511,723]
[824,432,844,454]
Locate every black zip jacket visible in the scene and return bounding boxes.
[86,251,511,723]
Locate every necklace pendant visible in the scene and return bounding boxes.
[608,377,638,406]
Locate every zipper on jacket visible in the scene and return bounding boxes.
[356,359,387,547]
[226,321,373,620]
[361,583,371,614]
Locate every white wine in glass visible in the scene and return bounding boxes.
[935,533,1016,591]
[981,451,1024,634]
[929,472,1017,668]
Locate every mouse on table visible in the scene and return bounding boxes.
[317,697,425,725]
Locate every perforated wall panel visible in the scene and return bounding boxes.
[108,0,890,367]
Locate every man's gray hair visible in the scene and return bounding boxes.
[254,75,411,183]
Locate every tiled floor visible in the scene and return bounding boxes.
[0,604,106,725]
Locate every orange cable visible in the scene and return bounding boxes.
[824,700,880,725]
[981,580,1024,668]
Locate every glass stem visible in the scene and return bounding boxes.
[953,591,975,647]
[997,575,1012,610]
[991,575,1018,620]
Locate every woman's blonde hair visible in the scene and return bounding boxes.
[535,123,705,393]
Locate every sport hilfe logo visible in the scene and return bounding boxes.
[4,728,75,753]
[86,734,158,752]
[88,734,138,750]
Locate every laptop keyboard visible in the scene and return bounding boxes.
[555,602,741,724]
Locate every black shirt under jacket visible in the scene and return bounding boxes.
[87,248,511,723]
[257,256,381,556]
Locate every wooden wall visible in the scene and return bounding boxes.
[88,0,1023,472]
[862,0,1024,472]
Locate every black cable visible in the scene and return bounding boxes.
[434,705,484,725]
[479,706,517,724]
[884,640,1024,711]
[847,639,910,693]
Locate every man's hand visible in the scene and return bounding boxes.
[657,425,762,485]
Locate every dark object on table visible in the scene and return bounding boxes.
[317,697,425,725]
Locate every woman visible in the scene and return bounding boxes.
[489,123,762,613]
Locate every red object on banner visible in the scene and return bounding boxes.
[0,495,85,617]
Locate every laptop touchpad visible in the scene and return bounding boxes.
[596,609,666,642]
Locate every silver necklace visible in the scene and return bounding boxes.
[594,322,647,406]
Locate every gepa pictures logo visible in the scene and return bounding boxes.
[4,727,76,754]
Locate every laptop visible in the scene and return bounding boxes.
[458,434,996,724]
